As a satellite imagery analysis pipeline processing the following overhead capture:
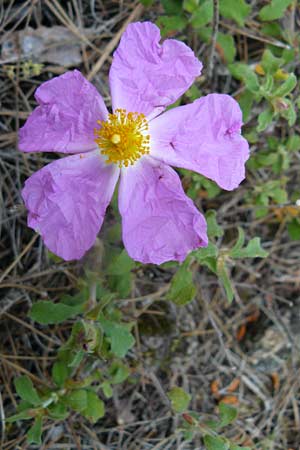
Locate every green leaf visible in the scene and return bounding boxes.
[168,387,191,413]
[139,0,154,6]
[201,177,221,199]
[229,63,259,93]
[230,446,251,450]
[185,84,201,101]
[261,49,283,75]
[65,389,88,412]
[14,376,40,406]
[60,289,88,307]
[162,0,182,14]
[82,390,105,423]
[219,0,251,26]
[193,242,218,262]
[6,411,32,422]
[230,237,268,259]
[287,134,300,152]
[109,272,132,298]
[167,264,196,306]
[271,187,288,203]
[287,218,300,240]
[238,90,254,122]
[107,250,135,275]
[219,402,238,426]
[261,22,282,38]
[107,250,135,297]
[183,0,199,13]
[259,0,293,21]
[283,101,297,126]
[203,419,220,431]
[101,381,113,399]
[99,317,135,358]
[156,15,188,36]
[217,260,234,303]
[257,108,274,132]
[190,0,213,28]
[273,73,297,97]
[52,361,70,387]
[230,227,245,254]
[217,33,236,64]
[109,361,130,384]
[27,416,43,445]
[47,402,69,420]
[68,350,85,368]
[204,435,229,450]
[206,210,224,239]
[30,300,83,325]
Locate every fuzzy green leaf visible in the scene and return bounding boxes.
[230,446,251,450]
[230,237,268,259]
[220,0,251,26]
[183,0,199,13]
[217,33,236,63]
[30,301,83,325]
[99,317,135,358]
[217,260,234,303]
[229,63,260,93]
[162,0,182,14]
[261,49,283,75]
[109,361,130,385]
[47,402,69,420]
[287,219,300,240]
[101,381,113,399]
[190,0,213,28]
[219,402,238,426]
[27,416,43,445]
[156,15,188,36]
[52,361,70,387]
[273,73,297,97]
[6,411,32,422]
[107,250,135,275]
[193,243,218,262]
[168,387,191,413]
[82,391,105,423]
[206,210,224,239]
[65,389,88,412]
[14,376,41,406]
[259,0,293,21]
[204,435,229,450]
[257,108,274,132]
[167,264,196,306]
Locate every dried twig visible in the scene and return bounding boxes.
[207,0,219,79]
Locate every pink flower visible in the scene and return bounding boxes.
[19,22,249,264]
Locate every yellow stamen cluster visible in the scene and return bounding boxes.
[94,109,150,168]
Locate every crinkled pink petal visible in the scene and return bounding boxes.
[109,21,202,117]
[149,94,250,190]
[118,157,208,264]
[22,151,119,260]
[19,70,107,153]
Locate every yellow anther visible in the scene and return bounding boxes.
[94,109,150,168]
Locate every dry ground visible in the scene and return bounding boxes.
[0,1,300,449]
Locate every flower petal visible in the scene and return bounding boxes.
[19,70,107,153]
[22,152,119,260]
[118,157,208,264]
[109,21,202,117]
[149,94,249,190]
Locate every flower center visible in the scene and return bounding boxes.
[94,109,150,168]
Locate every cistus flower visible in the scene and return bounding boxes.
[19,22,249,265]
